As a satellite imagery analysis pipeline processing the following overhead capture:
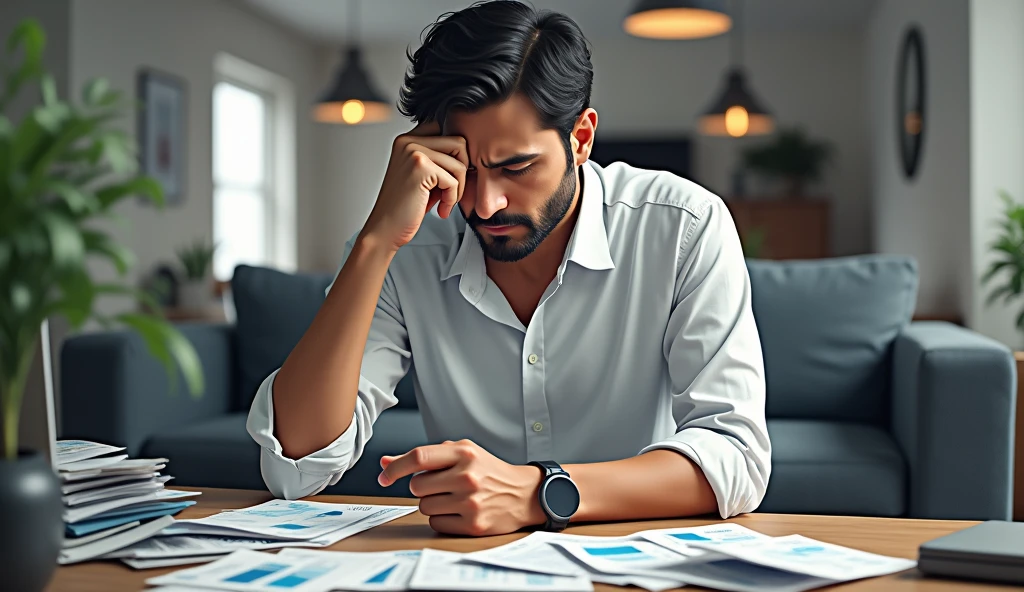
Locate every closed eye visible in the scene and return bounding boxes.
[503,165,532,177]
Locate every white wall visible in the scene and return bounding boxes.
[69,0,327,294]
[866,0,971,318]
[317,30,871,265]
[968,0,1024,348]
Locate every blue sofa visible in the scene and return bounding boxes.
[60,255,1017,520]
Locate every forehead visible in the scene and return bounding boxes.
[445,94,559,157]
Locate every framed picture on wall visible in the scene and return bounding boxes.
[137,68,187,205]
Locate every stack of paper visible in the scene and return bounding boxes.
[140,523,917,592]
[57,439,201,565]
[111,499,417,569]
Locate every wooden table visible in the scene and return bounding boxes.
[48,487,997,591]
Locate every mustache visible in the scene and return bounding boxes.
[465,211,535,229]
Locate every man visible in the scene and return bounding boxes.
[247,0,770,536]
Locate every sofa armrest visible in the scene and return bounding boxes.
[60,323,237,456]
[892,321,1016,520]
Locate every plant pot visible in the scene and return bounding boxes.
[178,278,211,311]
[0,449,63,592]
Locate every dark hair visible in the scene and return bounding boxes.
[398,1,593,147]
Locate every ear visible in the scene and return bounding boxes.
[569,108,598,167]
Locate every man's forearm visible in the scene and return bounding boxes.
[273,233,396,460]
[562,450,718,522]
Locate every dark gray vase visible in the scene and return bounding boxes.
[0,449,63,592]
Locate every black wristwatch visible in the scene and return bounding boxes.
[528,460,580,531]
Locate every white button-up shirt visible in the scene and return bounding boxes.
[247,161,771,518]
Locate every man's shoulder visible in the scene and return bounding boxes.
[594,161,719,222]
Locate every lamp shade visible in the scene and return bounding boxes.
[624,0,731,40]
[314,48,391,124]
[698,68,774,137]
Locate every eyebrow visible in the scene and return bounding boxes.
[479,153,541,169]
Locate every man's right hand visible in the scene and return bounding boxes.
[361,121,470,252]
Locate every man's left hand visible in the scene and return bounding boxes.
[378,439,545,536]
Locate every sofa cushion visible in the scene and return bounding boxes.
[747,255,917,423]
[141,410,431,497]
[231,265,333,411]
[759,419,906,516]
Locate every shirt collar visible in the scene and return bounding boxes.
[440,160,615,284]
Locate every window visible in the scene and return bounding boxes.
[212,53,296,281]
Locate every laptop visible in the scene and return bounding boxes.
[18,319,58,467]
[919,520,1024,584]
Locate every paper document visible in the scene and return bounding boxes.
[57,454,129,472]
[124,554,222,569]
[61,463,166,481]
[161,500,415,542]
[66,501,196,536]
[409,548,593,592]
[63,521,140,549]
[105,534,309,559]
[279,548,422,591]
[666,559,835,592]
[55,440,125,466]
[61,471,161,494]
[552,538,689,575]
[640,523,767,560]
[463,532,685,592]
[63,476,170,506]
[63,488,201,523]
[58,515,174,565]
[147,548,418,592]
[689,534,917,581]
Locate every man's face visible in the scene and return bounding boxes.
[445,94,577,263]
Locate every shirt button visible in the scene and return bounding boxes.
[528,354,539,365]
[532,422,544,432]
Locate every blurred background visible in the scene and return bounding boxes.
[5,0,1023,463]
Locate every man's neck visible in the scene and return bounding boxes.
[485,168,584,287]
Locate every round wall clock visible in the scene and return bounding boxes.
[897,26,926,179]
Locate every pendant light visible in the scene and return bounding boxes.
[624,0,731,40]
[314,0,390,124]
[698,0,773,137]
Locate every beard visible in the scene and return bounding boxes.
[464,163,578,263]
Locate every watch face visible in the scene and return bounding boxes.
[543,475,580,519]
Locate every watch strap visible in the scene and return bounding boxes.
[529,460,572,531]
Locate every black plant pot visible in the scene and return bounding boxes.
[0,449,63,592]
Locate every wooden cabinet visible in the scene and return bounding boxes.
[725,198,831,260]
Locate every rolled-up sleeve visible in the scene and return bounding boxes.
[246,238,412,500]
[640,198,771,518]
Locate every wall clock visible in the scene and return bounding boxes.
[897,26,926,179]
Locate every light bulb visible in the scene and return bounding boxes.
[725,106,750,137]
[341,100,366,124]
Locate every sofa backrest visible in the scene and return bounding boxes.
[231,265,419,412]
[747,255,918,424]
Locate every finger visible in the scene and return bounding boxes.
[423,160,459,219]
[418,493,461,516]
[407,120,441,137]
[412,135,470,171]
[407,143,466,204]
[379,444,462,486]
[380,455,395,469]
[408,467,457,498]
[429,514,482,537]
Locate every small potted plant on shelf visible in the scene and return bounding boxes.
[742,127,832,198]
[0,19,203,591]
[175,239,217,311]
[981,191,1024,328]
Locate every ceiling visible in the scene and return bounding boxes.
[240,0,878,46]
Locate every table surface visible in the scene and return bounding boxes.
[48,487,1004,592]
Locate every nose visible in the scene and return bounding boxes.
[472,173,508,221]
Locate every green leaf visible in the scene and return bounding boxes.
[83,78,110,107]
[6,19,45,61]
[82,230,135,275]
[54,268,95,327]
[97,176,164,209]
[10,282,32,314]
[40,211,84,268]
[116,313,204,398]
[987,285,1014,307]
[981,260,1013,285]
[40,73,57,106]
[101,131,136,175]
[44,180,100,216]
[32,102,71,132]
[1017,308,1024,332]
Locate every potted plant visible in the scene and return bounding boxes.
[0,19,203,591]
[175,239,216,311]
[981,191,1024,328]
[742,128,832,197]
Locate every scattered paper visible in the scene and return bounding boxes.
[63,476,171,506]
[689,534,917,581]
[279,548,422,591]
[55,440,125,466]
[161,500,415,543]
[63,489,201,523]
[58,515,175,565]
[409,548,593,592]
[61,471,161,494]
[57,454,129,472]
[551,538,689,575]
[61,463,167,481]
[63,521,140,549]
[66,501,196,537]
[104,534,309,559]
[123,554,222,569]
[663,559,834,592]
[640,523,768,560]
